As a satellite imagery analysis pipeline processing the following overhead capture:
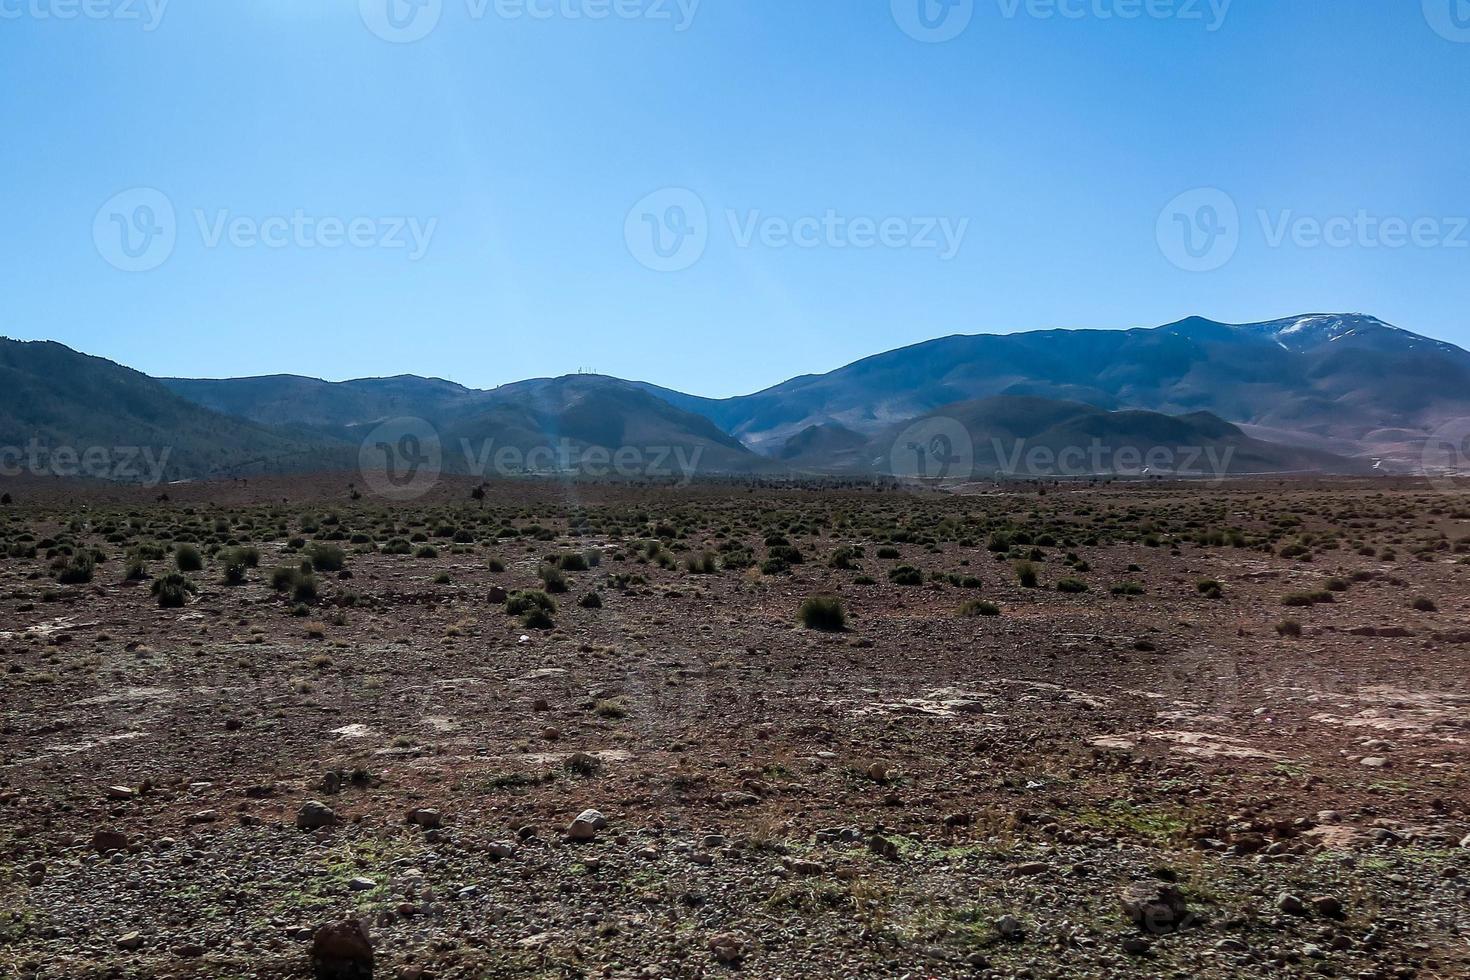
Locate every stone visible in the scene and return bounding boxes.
[995,915,1025,940]
[406,808,442,829]
[91,829,130,853]
[117,931,145,951]
[296,801,339,831]
[347,877,377,892]
[310,918,374,980]
[1119,881,1189,934]
[567,809,606,841]
[488,586,508,603]
[485,841,516,860]
[1277,893,1307,916]
[186,809,218,825]
[1359,756,1391,769]
[708,932,746,964]
[1311,896,1344,920]
[105,785,135,800]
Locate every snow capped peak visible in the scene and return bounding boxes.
[1234,314,1460,355]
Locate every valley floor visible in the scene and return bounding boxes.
[1,477,1468,979]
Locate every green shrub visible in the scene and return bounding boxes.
[888,565,923,586]
[1056,577,1089,594]
[56,552,95,584]
[304,543,346,572]
[579,591,603,609]
[1014,561,1039,588]
[1196,578,1223,599]
[686,551,718,574]
[152,572,197,608]
[1276,618,1303,637]
[537,565,568,593]
[175,544,203,572]
[1111,581,1145,596]
[798,595,847,631]
[958,599,1001,617]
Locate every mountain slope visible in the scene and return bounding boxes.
[162,374,480,433]
[852,397,1368,478]
[635,314,1470,454]
[0,339,345,480]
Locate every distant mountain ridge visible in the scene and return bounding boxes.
[5,312,1464,481]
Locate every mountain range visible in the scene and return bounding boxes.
[2,313,1464,483]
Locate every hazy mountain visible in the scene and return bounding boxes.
[0,339,345,481]
[633,314,1470,456]
[854,396,1367,478]
[162,374,481,433]
[427,375,768,477]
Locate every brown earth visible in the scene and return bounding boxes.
[1,475,1468,979]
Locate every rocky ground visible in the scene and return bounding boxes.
[1,475,1468,979]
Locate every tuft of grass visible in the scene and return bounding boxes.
[958,599,1001,617]
[798,594,847,631]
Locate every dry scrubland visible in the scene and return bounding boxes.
[1,476,1468,979]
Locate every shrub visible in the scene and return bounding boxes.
[1282,590,1333,607]
[876,546,901,560]
[686,551,719,574]
[798,595,847,631]
[487,557,506,573]
[579,591,603,609]
[828,546,857,570]
[383,538,412,555]
[175,544,203,572]
[305,543,346,572]
[221,554,248,586]
[1196,578,1223,599]
[123,554,148,581]
[415,545,438,559]
[1276,618,1303,637]
[556,552,589,572]
[506,590,557,616]
[1056,577,1089,594]
[1411,596,1438,612]
[292,574,320,605]
[56,552,95,584]
[1111,582,1145,596]
[888,565,923,586]
[537,565,568,593]
[1014,561,1039,588]
[958,599,1001,617]
[152,572,197,608]
[270,566,300,592]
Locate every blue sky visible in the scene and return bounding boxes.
[2,0,1468,397]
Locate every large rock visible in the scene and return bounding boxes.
[296,801,340,831]
[567,808,607,842]
[310,918,373,980]
[1120,881,1190,934]
[91,829,130,853]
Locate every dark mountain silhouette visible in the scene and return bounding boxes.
[631,314,1470,459]
[0,338,345,481]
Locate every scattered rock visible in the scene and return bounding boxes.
[1119,881,1189,934]
[91,829,130,853]
[310,918,374,980]
[567,808,606,841]
[296,801,339,831]
[708,932,746,964]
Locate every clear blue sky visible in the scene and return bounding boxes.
[2,1,1468,397]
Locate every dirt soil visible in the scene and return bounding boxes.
[1,475,1468,979]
